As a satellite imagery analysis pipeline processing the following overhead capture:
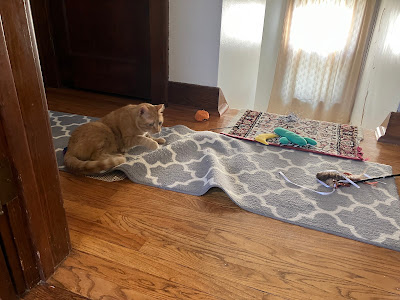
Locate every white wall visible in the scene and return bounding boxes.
[351,0,400,129]
[217,0,286,110]
[254,0,287,111]
[169,0,222,87]
[217,0,267,109]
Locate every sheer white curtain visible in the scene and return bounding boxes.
[268,0,377,123]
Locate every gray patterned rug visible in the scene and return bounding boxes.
[50,111,400,251]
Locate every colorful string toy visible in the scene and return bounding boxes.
[279,170,400,195]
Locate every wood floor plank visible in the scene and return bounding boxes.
[205,228,400,295]
[64,231,270,300]
[67,227,398,300]
[95,210,399,300]
[49,263,158,300]
[46,88,142,118]
[49,250,250,300]
[46,87,238,130]
[98,205,400,298]
[61,177,400,298]
[138,234,400,300]
[67,216,146,251]
[63,199,106,222]
[262,295,291,300]
[22,283,89,300]
[101,203,213,240]
[60,173,121,204]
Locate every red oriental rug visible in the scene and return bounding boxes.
[222,110,364,161]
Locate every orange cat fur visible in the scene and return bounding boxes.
[64,103,165,175]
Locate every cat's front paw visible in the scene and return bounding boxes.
[148,141,159,151]
[120,147,130,154]
[155,137,166,144]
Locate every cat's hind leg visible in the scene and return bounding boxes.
[93,152,126,170]
[64,152,126,175]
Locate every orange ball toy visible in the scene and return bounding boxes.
[195,110,210,122]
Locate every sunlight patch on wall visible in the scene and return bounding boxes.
[289,2,353,56]
[221,2,265,44]
[385,15,400,55]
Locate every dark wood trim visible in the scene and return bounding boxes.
[376,112,400,145]
[1,1,56,279]
[0,212,27,294]
[31,0,169,104]
[0,245,17,300]
[6,200,41,288]
[10,0,71,271]
[0,10,41,290]
[168,81,229,115]
[46,0,73,86]
[29,0,60,87]
[0,119,27,296]
[0,0,70,284]
[149,0,169,105]
[168,82,218,109]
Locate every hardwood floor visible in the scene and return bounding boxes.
[44,88,400,300]
[22,283,89,300]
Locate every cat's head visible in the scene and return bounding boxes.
[138,103,165,134]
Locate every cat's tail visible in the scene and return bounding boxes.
[64,152,126,175]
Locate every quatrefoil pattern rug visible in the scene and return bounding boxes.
[49,111,400,251]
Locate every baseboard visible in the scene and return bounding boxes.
[168,81,229,115]
[218,88,229,116]
[376,112,400,145]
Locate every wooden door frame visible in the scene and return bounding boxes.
[149,0,169,105]
[30,0,169,105]
[0,244,17,300]
[0,122,20,300]
[0,0,70,295]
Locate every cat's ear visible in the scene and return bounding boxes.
[156,104,165,113]
[139,105,149,116]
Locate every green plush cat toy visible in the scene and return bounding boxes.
[274,127,317,146]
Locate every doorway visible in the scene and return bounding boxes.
[30,0,169,104]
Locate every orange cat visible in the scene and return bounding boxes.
[64,103,165,175]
